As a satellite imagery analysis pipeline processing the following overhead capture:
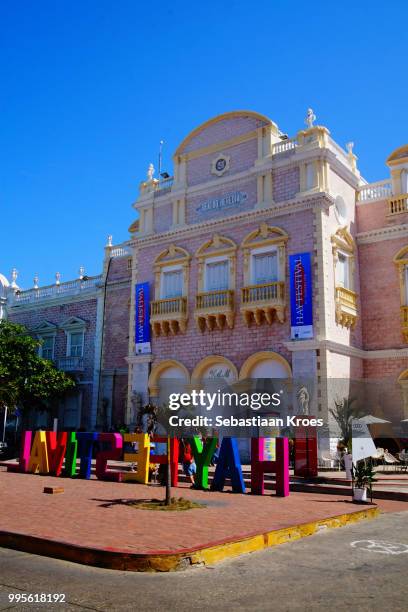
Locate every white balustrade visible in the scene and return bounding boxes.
[110,245,131,258]
[272,138,298,155]
[358,180,392,202]
[13,275,102,305]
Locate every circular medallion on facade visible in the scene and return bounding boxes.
[211,153,230,177]
[334,195,347,224]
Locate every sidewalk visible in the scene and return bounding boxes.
[1,470,406,571]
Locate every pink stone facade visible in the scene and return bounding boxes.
[4,111,408,447]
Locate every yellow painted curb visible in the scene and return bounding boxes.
[188,506,380,568]
[0,507,380,572]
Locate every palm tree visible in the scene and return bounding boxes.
[329,397,361,449]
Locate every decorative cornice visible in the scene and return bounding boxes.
[126,354,153,365]
[356,224,408,245]
[284,338,408,360]
[132,193,333,249]
[8,289,103,313]
[135,145,358,210]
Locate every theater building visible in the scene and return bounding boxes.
[2,110,408,450]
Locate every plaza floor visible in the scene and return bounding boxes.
[0,469,406,570]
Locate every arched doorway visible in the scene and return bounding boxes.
[148,359,190,402]
[239,351,292,461]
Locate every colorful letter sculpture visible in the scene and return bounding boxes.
[76,432,98,479]
[46,431,68,477]
[64,432,78,476]
[28,431,49,474]
[122,433,150,483]
[149,435,179,486]
[190,436,217,490]
[211,437,246,493]
[96,433,123,481]
[294,423,318,478]
[19,430,33,472]
[251,437,289,496]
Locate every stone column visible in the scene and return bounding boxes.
[126,354,153,426]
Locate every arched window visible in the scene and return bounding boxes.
[331,227,357,329]
[148,359,190,399]
[398,370,408,419]
[150,244,190,336]
[241,223,288,326]
[393,245,408,343]
[194,234,236,331]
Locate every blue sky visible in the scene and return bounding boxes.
[1,0,407,288]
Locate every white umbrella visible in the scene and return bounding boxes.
[358,415,391,424]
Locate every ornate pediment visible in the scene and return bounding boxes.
[32,320,57,335]
[153,244,190,270]
[242,223,288,249]
[331,226,355,254]
[60,316,86,331]
[195,234,236,259]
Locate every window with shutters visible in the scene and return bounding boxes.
[394,245,408,343]
[241,224,287,327]
[39,335,55,360]
[151,244,190,336]
[252,251,278,285]
[205,259,229,291]
[331,227,357,329]
[195,234,236,332]
[161,268,183,298]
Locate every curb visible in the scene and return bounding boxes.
[0,506,380,572]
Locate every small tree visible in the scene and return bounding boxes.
[0,320,76,416]
[329,397,361,450]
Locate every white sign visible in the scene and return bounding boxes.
[351,419,377,463]
[135,341,151,355]
[196,191,247,214]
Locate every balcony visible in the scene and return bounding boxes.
[335,286,358,329]
[195,290,234,332]
[241,282,285,326]
[388,194,408,215]
[57,356,84,372]
[357,180,392,202]
[401,306,408,343]
[13,275,102,306]
[150,297,188,336]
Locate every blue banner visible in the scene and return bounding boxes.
[135,282,151,353]
[289,252,313,340]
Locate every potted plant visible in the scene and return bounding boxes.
[352,460,377,502]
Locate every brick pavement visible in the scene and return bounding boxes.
[0,471,406,555]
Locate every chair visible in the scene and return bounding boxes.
[319,452,334,469]
[383,450,399,472]
[397,451,408,472]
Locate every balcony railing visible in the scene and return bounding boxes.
[151,296,187,316]
[196,290,234,310]
[335,286,358,329]
[388,194,408,215]
[242,281,285,304]
[13,275,102,305]
[109,245,131,258]
[150,296,188,336]
[57,356,84,372]
[195,290,234,331]
[241,282,285,326]
[357,180,392,202]
[272,138,298,155]
[335,286,357,308]
[401,306,408,342]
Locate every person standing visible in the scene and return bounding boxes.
[180,438,196,486]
